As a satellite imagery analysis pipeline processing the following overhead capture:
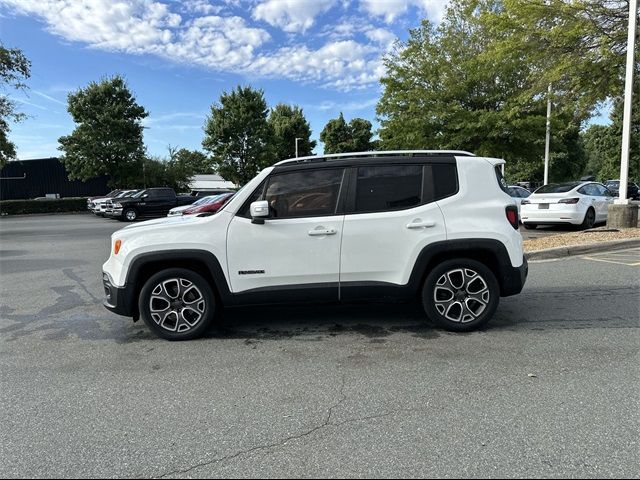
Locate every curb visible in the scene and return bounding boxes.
[525,238,640,261]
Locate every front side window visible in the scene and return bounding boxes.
[354,165,422,213]
[264,169,345,219]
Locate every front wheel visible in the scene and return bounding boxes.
[139,268,216,340]
[422,259,500,332]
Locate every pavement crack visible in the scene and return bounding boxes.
[153,375,349,479]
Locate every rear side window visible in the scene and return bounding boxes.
[355,165,423,213]
[495,167,510,195]
[432,164,458,201]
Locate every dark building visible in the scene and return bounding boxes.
[0,158,110,201]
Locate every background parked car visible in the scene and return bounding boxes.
[181,192,235,216]
[521,181,615,230]
[604,180,640,200]
[109,188,195,221]
[508,185,531,215]
[190,189,235,198]
[94,190,137,216]
[87,190,123,212]
[167,194,223,216]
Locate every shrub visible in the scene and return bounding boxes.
[0,197,88,215]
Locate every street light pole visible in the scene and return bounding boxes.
[543,84,552,185]
[295,137,302,158]
[616,0,637,205]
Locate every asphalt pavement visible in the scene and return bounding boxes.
[1,214,639,478]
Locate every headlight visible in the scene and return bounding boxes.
[113,203,122,208]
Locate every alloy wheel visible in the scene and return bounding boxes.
[149,278,206,333]
[433,268,490,323]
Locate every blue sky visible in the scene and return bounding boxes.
[2,0,610,160]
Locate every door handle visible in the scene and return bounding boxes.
[406,220,436,229]
[308,227,337,236]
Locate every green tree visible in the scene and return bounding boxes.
[58,76,148,186]
[320,113,373,153]
[582,83,640,183]
[268,103,316,160]
[377,0,591,183]
[482,0,635,113]
[202,86,273,186]
[0,44,31,168]
[166,147,214,191]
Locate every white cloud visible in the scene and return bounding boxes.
[252,0,336,33]
[1,0,391,90]
[360,0,449,23]
[181,0,222,15]
[364,27,396,49]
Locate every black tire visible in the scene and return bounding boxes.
[123,208,138,222]
[580,207,596,230]
[138,268,216,340]
[421,259,500,332]
[523,223,537,230]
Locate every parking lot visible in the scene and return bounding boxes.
[1,213,639,478]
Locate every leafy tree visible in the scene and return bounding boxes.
[320,113,373,153]
[202,86,273,186]
[58,76,148,187]
[582,82,640,183]
[268,103,316,160]
[0,44,31,168]
[377,0,593,183]
[166,147,214,191]
[481,0,636,113]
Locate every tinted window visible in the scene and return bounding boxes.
[432,164,458,200]
[265,169,344,218]
[355,165,422,213]
[535,182,580,194]
[578,184,599,196]
[495,167,510,194]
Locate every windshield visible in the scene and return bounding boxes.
[193,195,216,206]
[534,182,580,194]
[132,190,147,198]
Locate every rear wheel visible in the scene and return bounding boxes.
[580,207,596,230]
[422,259,500,332]
[523,223,537,230]
[139,268,215,340]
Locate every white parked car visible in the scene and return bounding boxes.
[102,150,527,340]
[507,185,531,215]
[521,181,615,230]
[91,190,136,216]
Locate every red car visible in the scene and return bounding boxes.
[182,192,234,215]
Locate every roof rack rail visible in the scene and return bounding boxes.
[275,150,475,166]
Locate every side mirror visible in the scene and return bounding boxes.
[250,200,269,224]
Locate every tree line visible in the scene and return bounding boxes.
[1,0,638,186]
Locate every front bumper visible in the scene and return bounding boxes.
[499,256,528,297]
[103,272,136,318]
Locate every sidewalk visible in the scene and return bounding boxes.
[524,227,640,260]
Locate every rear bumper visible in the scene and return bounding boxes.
[102,272,136,317]
[499,256,528,297]
[521,207,584,225]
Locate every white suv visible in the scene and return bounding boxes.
[102,151,527,340]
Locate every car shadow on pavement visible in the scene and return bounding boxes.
[205,302,443,342]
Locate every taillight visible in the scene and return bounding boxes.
[558,198,580,204]
[506,206,519,229]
